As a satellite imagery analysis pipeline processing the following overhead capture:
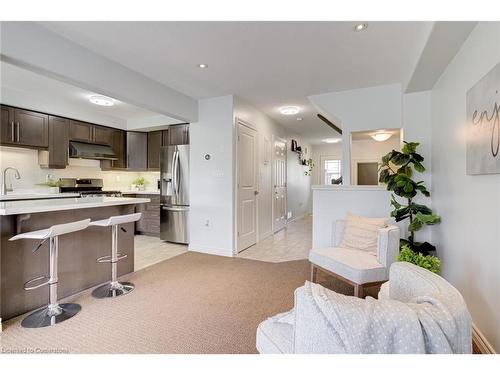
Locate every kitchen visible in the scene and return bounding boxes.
[0,61,190,326]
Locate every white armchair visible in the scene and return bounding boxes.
[309,219,400,297]
[256,262,472,354]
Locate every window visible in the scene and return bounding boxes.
[324,159,342,184]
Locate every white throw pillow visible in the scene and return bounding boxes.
[340,213,388,254]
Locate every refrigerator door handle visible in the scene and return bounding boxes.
[172,149,179,195]
[161,206,189,212]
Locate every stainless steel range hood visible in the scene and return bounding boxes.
[69,141,117,160]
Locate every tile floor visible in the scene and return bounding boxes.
[237,215,312,263]
[133,215,312,269]
[134,235,188,271]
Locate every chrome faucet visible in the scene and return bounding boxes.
[2,167,21,195]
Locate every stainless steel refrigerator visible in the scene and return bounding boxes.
[160,145,189,244]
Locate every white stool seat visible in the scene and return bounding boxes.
[89,213,142,227]
[10,219,91,241]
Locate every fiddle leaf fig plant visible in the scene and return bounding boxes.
[379,141,440,255]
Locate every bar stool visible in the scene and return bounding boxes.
[9,218,91,328]
[90,213,142,298]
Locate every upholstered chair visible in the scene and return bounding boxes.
[309,219,400,297]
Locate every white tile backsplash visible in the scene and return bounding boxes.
[0,146,159,193]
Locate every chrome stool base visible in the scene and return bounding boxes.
[92,281,135,299]
[21,303,81,328]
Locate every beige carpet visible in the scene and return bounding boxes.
[1,252,373,354]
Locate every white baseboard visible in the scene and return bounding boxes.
[188,244,234,257]
[472,323,496,354]
[287,213,306,224]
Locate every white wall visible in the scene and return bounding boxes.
[0,146,160,192]
[189,96,235,256]
[431,22,500,351]
[309,84,403,184]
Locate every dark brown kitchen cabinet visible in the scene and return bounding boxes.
[124,194,160,236]
[127,132,148,170]
[0,105,15,145]
[147,131,162,170]
[39,116,69,169]
[162,129,169,146]
[0,106,48,148]
[69,120,112,146]
[93,125,113,146]
[100,129,126,170]
[69,120,92,143]
[168,124,189,145]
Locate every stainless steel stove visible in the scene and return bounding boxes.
[59,178,122,197]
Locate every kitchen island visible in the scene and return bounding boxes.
[0,196,150,324]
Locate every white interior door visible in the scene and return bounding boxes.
[272,136,287,233]
[237,121,258,252]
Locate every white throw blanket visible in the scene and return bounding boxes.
[307,281,457,354]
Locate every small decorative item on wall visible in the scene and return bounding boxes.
[466,62,500,175]
[291,139,298,152]
[304,158,315,176]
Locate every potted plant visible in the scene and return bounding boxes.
[37,178,64,194]
[398,244,441,274]
[131,177,147,191]
[304,158,315,176]
[379,141,441,258]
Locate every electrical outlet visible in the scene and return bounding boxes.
[205,219,210,227]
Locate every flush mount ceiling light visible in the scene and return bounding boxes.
[322,138,341,144]
[89,95,115,106]
[197,63,208,69]
[296,117,303,121]
[371,132,392,142]
[353,23,368,32]
[279,106,300,115]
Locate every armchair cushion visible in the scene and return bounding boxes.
[340,213,388,254]
[309,247,387,284]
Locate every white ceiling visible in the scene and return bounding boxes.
[38,22,435,143]
[1,61,181,129]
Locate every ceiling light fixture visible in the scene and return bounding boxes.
[197,63,208,69]
[322,138,341,144]
[296,117,303,121]
[371,132,392,142]
[353,23,368,32]
[88,95,115,106]
[279,106,300,115]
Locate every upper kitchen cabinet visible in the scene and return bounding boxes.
[127,131,148,170]
[0,105,48,148]
[100,128,126,170]
[38,116,69,169]
[147,130,162,170]
[168,124,189,145]
[69,120,112,146]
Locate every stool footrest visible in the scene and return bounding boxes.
[96,253,128,263]
[24,275,50,291]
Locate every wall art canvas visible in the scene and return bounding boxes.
[466,62,500,175]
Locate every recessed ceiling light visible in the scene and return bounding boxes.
[296,117,303,121]
[371,132,392,142]
[279,106,300,115]
[353,23,368,32]
[197,63,208,69]
[322,138,341,144]
[89,95,114,106]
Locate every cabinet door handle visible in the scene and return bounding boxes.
[11,121,15,142]
[16,122,20,142]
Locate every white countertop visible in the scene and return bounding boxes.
[312,185,387,191]
[0,192,81,201]
[0,196,150,216]
[121,190,160,195]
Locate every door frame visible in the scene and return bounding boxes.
[271,135,288,233]
[234,117,259,254]
[351,158,381,185]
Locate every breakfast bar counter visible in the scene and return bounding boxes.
[0,197,150,323]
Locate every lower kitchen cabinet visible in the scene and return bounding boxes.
[124,194,160,236]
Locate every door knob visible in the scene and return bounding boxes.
[254,191,259,195]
